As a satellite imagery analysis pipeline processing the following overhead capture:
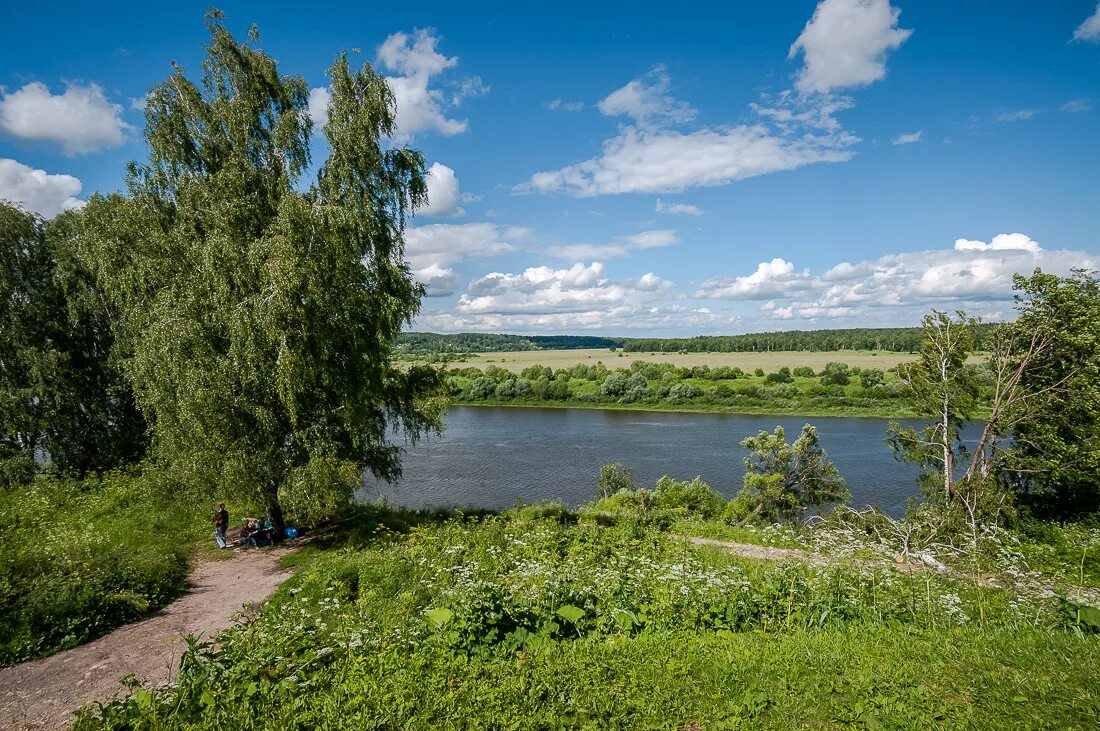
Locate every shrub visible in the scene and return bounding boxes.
[819,362,851,386]
[792,366,815,378]
[468,377,494,400]
[597,463,636,498]
[654,476,725,519]
[860,368,885,389]
[766,367,793,384]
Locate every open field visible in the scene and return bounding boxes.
[446,348,924,373]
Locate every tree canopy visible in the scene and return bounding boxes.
[1004,269,1100,516]
[0,203,145,484]
[736,424,848,522]
[75,14,444,525]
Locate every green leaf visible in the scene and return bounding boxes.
[556,605,585,624]
[425,607,454,629]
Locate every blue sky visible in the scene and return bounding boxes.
[2,0,1099,335]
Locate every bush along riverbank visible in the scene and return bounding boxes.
[442,360,948,418]
[75,479,1100,730]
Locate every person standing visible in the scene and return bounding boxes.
[214,502,229,549]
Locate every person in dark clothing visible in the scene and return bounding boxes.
[214,503,229,549]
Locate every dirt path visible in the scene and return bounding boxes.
[680,535,827,564]
[0,548,294,730]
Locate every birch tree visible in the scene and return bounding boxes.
[76,13,444,529]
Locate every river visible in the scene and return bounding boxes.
[364,406,928,517]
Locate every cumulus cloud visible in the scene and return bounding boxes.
[413,262,461,297]
[419,162,464,217]
[378,29,486,141]
[0,82,131,155]
[522,0,906,199]
[697,258,817,300]
[789,0,912,94]
[953,232,1041,253]
[701,233,1093,325]
[891,130,922,145]
[455,261,673,317]
[415,303,731,334]
[545,229,678,260]
[1073,3,1100,42]
[307,30,485,142]
[596,65,695,126]
[655,198,702,215]
[307,86,332,129]
[403,222,527,295]
[0,158,84,217]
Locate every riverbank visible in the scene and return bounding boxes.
[450,396,926,419]
[440,357,993,421]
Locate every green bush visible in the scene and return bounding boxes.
[654,475,725,519]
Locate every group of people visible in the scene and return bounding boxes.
[213,503,277,549]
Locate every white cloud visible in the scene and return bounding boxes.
[549,98,585,112]
[453,76,490,106]
[655,198,702,216]
[415,303,731,334]
[419,162,464,217]
[523,27,869,198]
[0,158,84,217]
[700,233,1093,325]
[1060,99,1092,113]
[1073,3,1100,42]
[524,122,855,196]
[402,222,527,296]
[596,65,695,125]
[455,261,673,317]
[413,263,461,297]
[377,29,486,141]
[789,0,913,94]
[307,86,332,129]
[953,232,1041,253]
[698,258,817,300]
[545,229,679,260]
[994,109,1037,123]
[0,82,131,155]
[891,130,922,145]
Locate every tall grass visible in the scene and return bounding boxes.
[75,510,1100,729]
[0,471,208,665]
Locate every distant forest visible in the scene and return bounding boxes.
[397,325,999,354]
[623,325,999,354]
[394,333,625,353]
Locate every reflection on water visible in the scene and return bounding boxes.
[363,406,926,517]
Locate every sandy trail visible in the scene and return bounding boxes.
[0,548,294,730]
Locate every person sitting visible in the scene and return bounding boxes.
[241,518,273,547]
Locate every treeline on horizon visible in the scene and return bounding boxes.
[396,325,1000,355]
[395,332,626,352]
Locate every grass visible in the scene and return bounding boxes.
[74,503,1100,730]
[0,471,212,666]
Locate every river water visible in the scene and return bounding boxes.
[364,406,926,517]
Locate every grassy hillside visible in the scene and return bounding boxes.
[74,500,1100,730]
